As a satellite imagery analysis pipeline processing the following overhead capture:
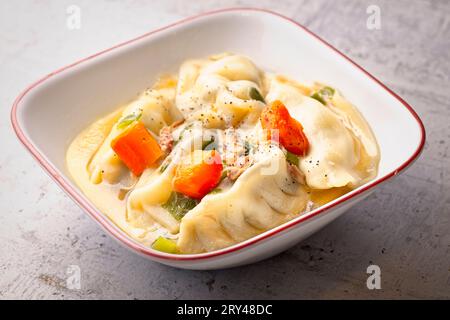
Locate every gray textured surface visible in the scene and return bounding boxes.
[1,0,449,299]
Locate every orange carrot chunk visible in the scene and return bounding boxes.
[173,150,223,199]
[260,100,309,156]
[111,122,163,176]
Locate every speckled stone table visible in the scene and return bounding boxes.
[1,0,449,299]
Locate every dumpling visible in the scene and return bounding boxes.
[126,163,179,233]
[88,79,182,184]
[329,90,379,183]
[124,123,207,234]
[176,54,266,128]
[266,77,378,189]
[177,147,309,253]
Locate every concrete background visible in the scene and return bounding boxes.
[0,0,449,299]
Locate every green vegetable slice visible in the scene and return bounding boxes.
[310,92,326,105]
[152,236,178,254]
[208,188,223,195]
[159,162,169,173]
[202,136,218,150]
[320,86,335,98]
[117,112,142,130]
[219,169,228,182]
[285,151,299,167]
[310,86,335,105]
[249,87,265,103]
[162,192,199,221]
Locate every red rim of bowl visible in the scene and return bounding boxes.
[10,7,426,262]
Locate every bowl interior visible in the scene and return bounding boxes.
[14,9,423,227]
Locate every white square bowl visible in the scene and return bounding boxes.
[11,8,425,270]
